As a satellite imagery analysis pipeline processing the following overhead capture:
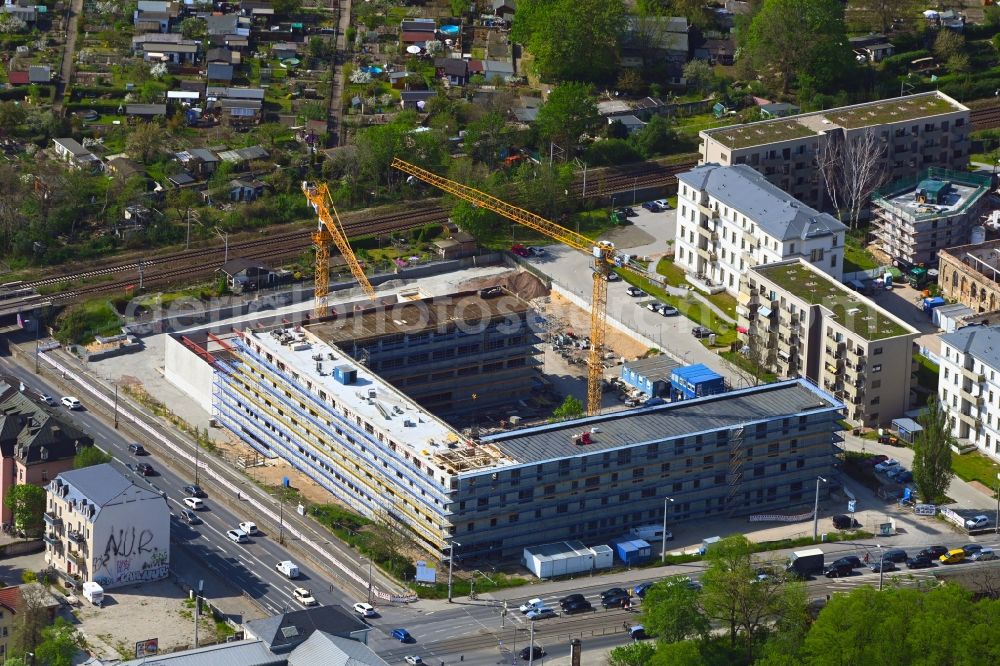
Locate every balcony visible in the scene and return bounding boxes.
[43,511,62,527]
[960,365,985,384]
[68,550,87,567]
[67,529,84,544]
[43,532,60,548]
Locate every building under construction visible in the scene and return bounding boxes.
[168,276,842,562]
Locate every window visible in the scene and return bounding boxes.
[874,347,883,355]
[873,364,882,373]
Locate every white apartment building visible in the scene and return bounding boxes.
[938,325,1000,462]
[675,164,847,296]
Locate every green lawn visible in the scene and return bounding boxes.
[951,451,1000,495]
[844,229,879,273]
[720,350,777,383]
[655,257,688,285]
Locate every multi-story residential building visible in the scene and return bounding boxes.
[699,91,969,209]
[937,239,1000,313]
[43,464,169,589]
[0,382,94,525]
[675,164,847,295]
[739,259,919,427]
[871,168,991,265]
[939,324,1000,462]
[0,584,60,661]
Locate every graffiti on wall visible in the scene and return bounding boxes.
[92,526,169,587]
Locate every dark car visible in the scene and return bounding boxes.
[691,326,711,339]
[562,599,593,614]
[918,546,949,560]
[625,286,645,297]
[831,555,863,569]
[633,582,654,598]
[391,628,412,643]
[135,463,155,476]
[870,560,896,573]
[832,514,859,529]
[601,587,629,599]
[895,470,913,484]
[559,593,585,606]
[601,594,630,609]
[183,484,206,498]
[866,454,889,467]
[179,508,202,525]
[824,562,853,578]
[641,201,660,212]
[963,544,984,557]
[520,646,544,660]
[616,207,637,218]
[906,555,934,569]
[128,443,147,455]
[882,548,908,563]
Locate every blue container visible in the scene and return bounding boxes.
[610,538,652,565]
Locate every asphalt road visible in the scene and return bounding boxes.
[0,354,364,617]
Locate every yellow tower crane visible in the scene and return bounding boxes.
[391,158,643,416]
[302,181,377,317]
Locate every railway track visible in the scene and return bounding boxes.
[970,105,1000,131]
[1,159,697,310]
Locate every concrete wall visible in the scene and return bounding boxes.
[164,334,215,413]
[89,491,170,589]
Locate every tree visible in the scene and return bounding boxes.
[585,138,642,166]
[511,0,626,82]
[640,577,709,643]
[535,82,600,157]
[683,60,715,96]
[0,101,27,134]
[3,484,45,534]
[815,128,886,229]
[552,395,584,419]
[308,35,328,60]
[9,584,52,656]
[33,618,81,666]
[746,0,853,93]
[607,119,629,140]
[616,69,644,97]
[865,0,919,34]
[911,396,955,503]
[180,17,206,40]
[933,29,965,61]
[272,0,302,15]
[628,114,681,159]
[74,445,112,469]
[125,122,166,164]
[609,641,656,666]
[463,111,510,168]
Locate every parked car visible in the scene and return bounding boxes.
[894,470,913,484]
[519,646,544,661]
[510,244,531,257]
[239,521,259,536]
[354,602,377,617]
[972,548,997,562]
[874,459,900,473]
[940,549,966,565]
[38,393,55,406]
[182,497,204,510]
[616,207,637,218]
[180,509,201,525]
[633,582,654,598]
[869,560,896,573]
[526,607,556,620]
[824,562,853,578]
[528,246,547,257]
[832,514,858,529]
[606,272,620,281]
[659,305,679,316]
[391,628,413,643]
[831,555,863,569]
[61,396,82,409]
[625,286,645,297]
[646,302,665,313]
[135,463,155,476]
[906,555,934,569]
[866,455,889,467]
[965,515,991,530]
[885,466,907,480]
[293,587,317,606]
[226,529,249,544]
[691,326,711,339]
[962,543,984,557]
[652,199,672,210]
[883,548,908,563]
[641,201,660,212]
[182,484,206,498]
[128,443,147,456]
[559,593,585,606]
[918,546,949,560]
[562,599,593,614]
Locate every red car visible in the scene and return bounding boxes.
[866,454,889,467]
[511,244,531,257]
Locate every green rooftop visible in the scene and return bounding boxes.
[824,93,960,129]
[755,262,915,341]
[706,118,818,149]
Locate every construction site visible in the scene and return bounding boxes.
[162,165,843,563]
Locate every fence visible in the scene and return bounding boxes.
[748,510,815,523]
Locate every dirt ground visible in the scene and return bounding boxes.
[540,292,649,360]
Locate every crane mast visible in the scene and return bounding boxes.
[391,158,633,416]
[302,181,377,317]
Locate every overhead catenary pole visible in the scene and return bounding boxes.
[813,476,828,541]
[446,540,461,603]
[661,496,674,562]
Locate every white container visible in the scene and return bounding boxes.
[82,581,104,607]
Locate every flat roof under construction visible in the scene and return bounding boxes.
[481,379,840,465]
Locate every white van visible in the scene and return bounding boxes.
[276,560,300,579]
[82,581,104,607]
[630,524,669,541]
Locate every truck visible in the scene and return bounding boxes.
[786,548,825,579]
[922,296,945,313]
[907,267,928,289]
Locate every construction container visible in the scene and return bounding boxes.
[522,540,612,578]
[610,538,652,565]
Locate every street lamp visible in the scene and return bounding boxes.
[215,226,229,265]
[876,544,884,591]
[446,540,461,603]
[661,497,675,562]
[813,476,828,541]
[995,473,999,534]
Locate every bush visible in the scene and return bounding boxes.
[54,300,122,344]
[584,138,641,165]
